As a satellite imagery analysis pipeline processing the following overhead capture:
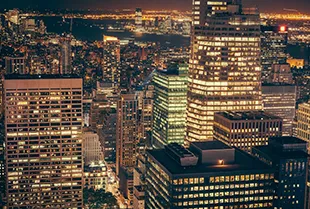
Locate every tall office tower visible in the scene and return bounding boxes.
[252,137,308,209]
[135,8,143,30]
[152,64,188,148]
[99,108,117,164]
[271,64,293,84]
[296,101,310,144]
[262,84,297,136]
[187,0,262,142]
[261,25,288,82]
[60,37,72,74]
[116,93,139,175]
[145,142,275,209]
[4,75,83,208]
[103,35,120,86]
[82,131,104,165]
[213,111,283,151]
[5,56,26,74]
[116,93,139,207]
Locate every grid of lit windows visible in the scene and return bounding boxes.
[187,0,262,141]
[152,65,188,147]
[4,77,83,209]
[145,154,275,209]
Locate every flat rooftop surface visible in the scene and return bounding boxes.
[192,141,231,150]
[5,74,81,80]
[147,148,272,176]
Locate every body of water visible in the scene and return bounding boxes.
[40,16,190,48]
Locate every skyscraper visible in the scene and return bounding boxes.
[213,111,283,151]
[145,142,275,209]
[152,64,188,147]
[252,137,308,209]
[262,84,297,136]
[103,35,120,86]
[60,37,72,74]
[187,0,262,141]
[4,75,83,208]
[116,93,139,175]
[116,93,140,206]
[261,25,288,82]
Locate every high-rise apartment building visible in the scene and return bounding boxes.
[5,56,26,74]
[187,0,262,141]
[152,64,188,147]
[60,37,72,74]
[261,25,288,82]
[103,35,120,86]
[4,75,83,208]
[262,84,296,136]
[213,111,283,151]
[252,137,308,209]
[145,142,275,209]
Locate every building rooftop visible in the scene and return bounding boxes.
[191,141,231,150]
[4,74,81,80]
[147,142,273,176]
[215,111,281,121]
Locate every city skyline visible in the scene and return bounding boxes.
[1,0,310,208]
[1,0,310,13]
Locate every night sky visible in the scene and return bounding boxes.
[1,0,310,13]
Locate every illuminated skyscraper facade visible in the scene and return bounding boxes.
[262,84,296,136]
[103,35,120,86]
[153,64,188,147]
[187,0,262,141]
[4,75,83,209]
